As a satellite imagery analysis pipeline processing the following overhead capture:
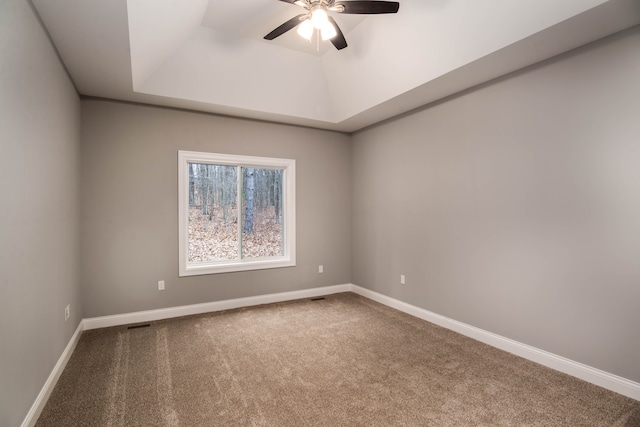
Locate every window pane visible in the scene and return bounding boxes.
[188,163,238,262]
[241,168,284,259]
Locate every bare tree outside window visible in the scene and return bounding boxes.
[188,164,238,262]
[187,163,283,263]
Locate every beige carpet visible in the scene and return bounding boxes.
[37,292,640,426]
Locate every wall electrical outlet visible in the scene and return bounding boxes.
[158,280,165,291]
[65,304,70,322]
[400,275,406,285]
[319,265,324,274]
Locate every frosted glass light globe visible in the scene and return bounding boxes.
[311,8,329,29]
[297,19,314,40]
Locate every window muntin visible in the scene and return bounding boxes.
[178,151,295,276]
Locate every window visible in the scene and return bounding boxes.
[178,151,295,276]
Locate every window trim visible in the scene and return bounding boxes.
[178,150,296,276]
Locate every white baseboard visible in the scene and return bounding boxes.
[24,282,639,427]
[21,320,84,427]
[83,284,352,330]
[349,284,640,401]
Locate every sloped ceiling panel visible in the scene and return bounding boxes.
[137,27,335,122]
[321,0,610,121]
[128,0,209,88]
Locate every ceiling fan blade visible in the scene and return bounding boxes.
[264,14,307,40]
[278,0,309,7]
[327,16,347,50]
[335,1,399,14]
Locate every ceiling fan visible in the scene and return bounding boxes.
[264,0,400,50]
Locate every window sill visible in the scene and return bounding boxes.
[179,257,296,277]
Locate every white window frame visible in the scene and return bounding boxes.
[178,150,296,276]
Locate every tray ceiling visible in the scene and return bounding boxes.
[33,0,640,132]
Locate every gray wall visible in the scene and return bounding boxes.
[0,1,82,426]
[80,100,351,318]
[352,27,640,383]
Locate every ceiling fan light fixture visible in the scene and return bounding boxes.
[264,0,400,51]
[296,19,314,40]
[321,22,337,40]
[311,8,329,29]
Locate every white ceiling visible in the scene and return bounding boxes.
[33,0,640,132]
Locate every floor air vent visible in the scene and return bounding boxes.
[127,323,151,330]
[310,297,326,301]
